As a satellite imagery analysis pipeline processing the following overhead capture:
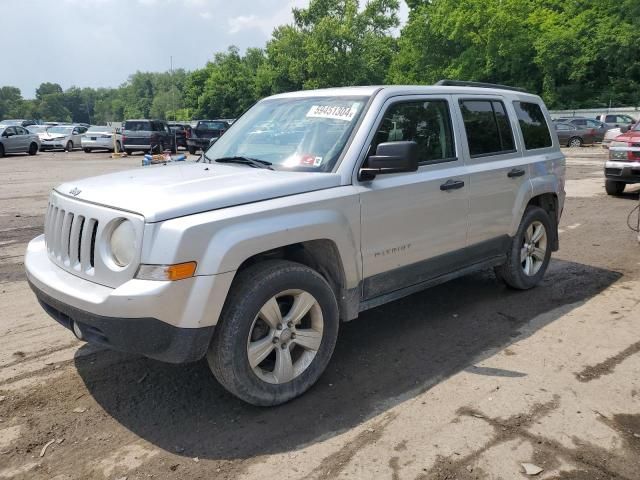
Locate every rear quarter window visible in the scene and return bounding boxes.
[513,102,552,150]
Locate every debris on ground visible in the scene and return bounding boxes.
[40,439,56,457]
[72,407,87,413]
[521,463,544,475]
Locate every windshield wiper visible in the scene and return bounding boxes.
[213,156,274,170]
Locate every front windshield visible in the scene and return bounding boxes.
[87,126,108,132]
[204,95,369,171]
[48,126,73,134]
[28,126,47,133]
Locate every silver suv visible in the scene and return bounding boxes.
[25,82,565,405]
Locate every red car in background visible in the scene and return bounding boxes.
[604,122,640,195]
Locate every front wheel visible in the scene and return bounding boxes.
[83,148,92,153]
[188,146,197,155]
[495,206,553,290]
[207,260,339,406]
[605,179,625,196]
[28,143,38,155]
[0,144,4,157]
[65,141,73,152]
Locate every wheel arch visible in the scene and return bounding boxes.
[525,192,559,251]
[234,239,358,321]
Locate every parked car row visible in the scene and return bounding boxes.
[551,114,638,148]
[1,117,235,157]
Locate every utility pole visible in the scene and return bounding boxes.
[170,56,175,121]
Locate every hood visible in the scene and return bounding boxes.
[614,130,640,143]
[55,162,342,222]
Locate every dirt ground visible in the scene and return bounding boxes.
[0,147,639,480]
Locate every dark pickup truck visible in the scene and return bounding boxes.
[122,119,176,154]
[186,120,230,154]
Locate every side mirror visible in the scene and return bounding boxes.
[359,141,419,181]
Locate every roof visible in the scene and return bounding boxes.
[268,84,541,101]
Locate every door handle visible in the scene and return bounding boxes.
[440,179,465,191]
[507,168,526,178]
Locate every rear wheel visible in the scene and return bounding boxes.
[125,149,133,156]
[605,179,625,196]
[83,148,92,153]
[65,141,73,152]
[568,136,583,148]
[188,146,197,155]
[495,206,552,290]
[28,143,38,155]
[207,260,339,406]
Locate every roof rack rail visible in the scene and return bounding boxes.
[435,79,528,93]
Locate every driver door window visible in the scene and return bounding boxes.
[370,100,455,164]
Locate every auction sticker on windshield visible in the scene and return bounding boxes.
[306,104,359,122]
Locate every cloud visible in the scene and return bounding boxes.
[228,0,306,35]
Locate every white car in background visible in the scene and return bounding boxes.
[40,125,88,152]
[81,126,122,153]
[602,127,622,149]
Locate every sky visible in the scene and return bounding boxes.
[1,0,408,99]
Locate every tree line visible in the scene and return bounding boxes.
[1,0,638,124]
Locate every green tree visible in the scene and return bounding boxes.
[0,86,24,119]
[264,0,399,91]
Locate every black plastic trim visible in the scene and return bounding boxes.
[28,280,214,364]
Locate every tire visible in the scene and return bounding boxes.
[207,260,339,406]
[188,146,197,155]
[115,140,122,153]
[0,144,4,158]
[28,143,38,156]
[495,206,553,290]
[125,149,133,156]
[83,148,92,153]
[605,179,625,196]
[65,141,73,152]
[568,136,583,148]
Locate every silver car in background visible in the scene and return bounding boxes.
[40,125,88,152]
[0,125,40,157]
[81,126,122,153]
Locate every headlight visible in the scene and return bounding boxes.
[109,220,136,267]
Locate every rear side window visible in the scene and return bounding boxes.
[372,99,455,164]
[197,121,227,130]
[459,99,515,157]
[124,121,150,131]
[513,102,552,150]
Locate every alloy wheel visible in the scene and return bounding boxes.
[521,220,547,276]
[247,289,323,384]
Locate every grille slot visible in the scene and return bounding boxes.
[45,203,99,274]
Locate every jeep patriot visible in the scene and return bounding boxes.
[25,81,566,405]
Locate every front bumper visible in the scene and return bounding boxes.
[30,281,213,363]
[604,160,640,183]
[25,235,235,363]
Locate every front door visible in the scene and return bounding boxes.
[3,127,19,152]
[359,96,469,300]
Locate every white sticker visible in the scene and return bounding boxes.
[306,104,358,122]
[313,156,323,166]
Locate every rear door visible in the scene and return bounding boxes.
[359,95,469,299]
[455,96,529,257]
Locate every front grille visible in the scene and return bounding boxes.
[605,168,622,175]
[44,203,99,274]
